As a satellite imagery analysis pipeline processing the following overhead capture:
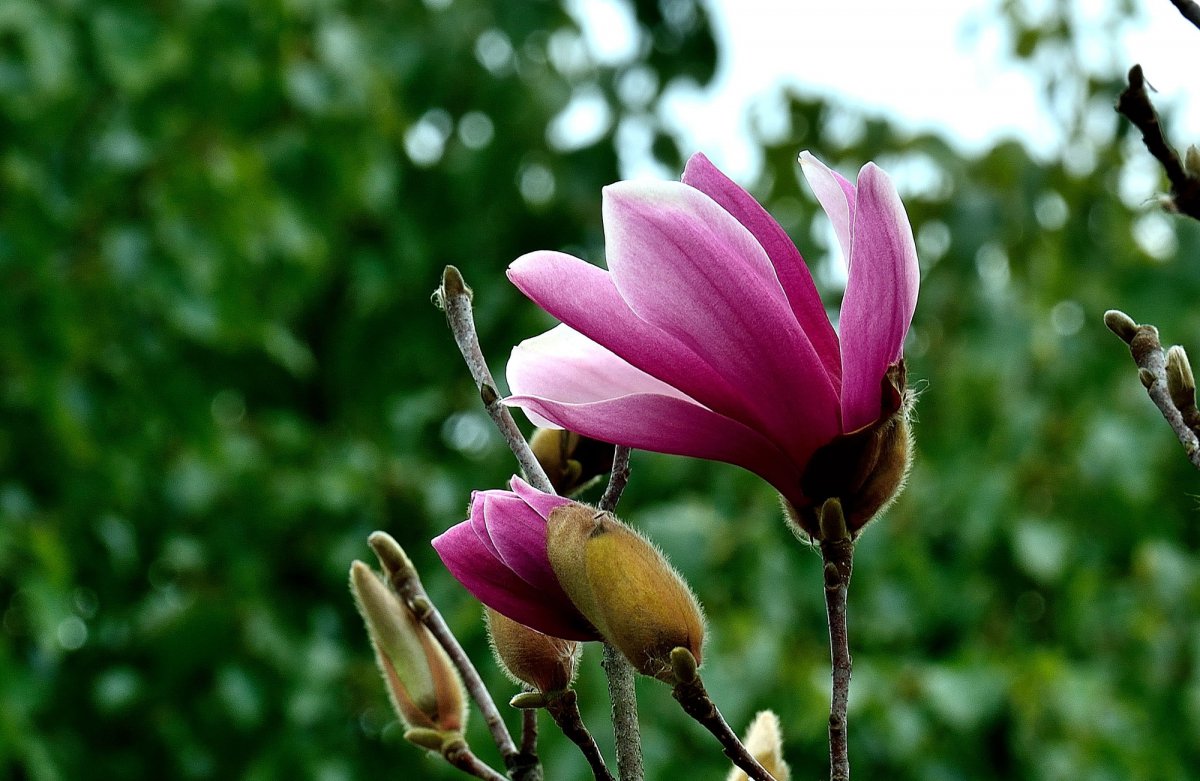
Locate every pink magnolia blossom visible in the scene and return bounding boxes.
[431,477,599,641]
[504,152,919,518]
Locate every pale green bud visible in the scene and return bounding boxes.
[349,561,465,733]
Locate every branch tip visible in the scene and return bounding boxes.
[1103,310,1139,343]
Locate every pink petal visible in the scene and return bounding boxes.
[468,490,504,560]
[839,163,920,432]
[479,492,566,597]
[506,323,699,430]
[682,153,841,385]
[602,180,841,463]
[508,253,776,435]
[504,391,806,508]
[799,151,856,267]
[432,522,597,640]
[508,475,572,519]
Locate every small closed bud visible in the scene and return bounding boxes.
[1167,345,1196,407]
[486,608,581,694]
[349,561,466,734]
[529,428,616,495]
[546,505,705,682]
[1185,145,1200,179]
[725,711,790,781]
[1166,345,1200,430]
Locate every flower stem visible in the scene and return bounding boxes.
[820,538,854,781]
[600,643,644,781]
[435,265,554,493]
[546,690,616,781]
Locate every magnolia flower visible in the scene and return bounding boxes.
[504,152,919,536]
[432,477,705,678]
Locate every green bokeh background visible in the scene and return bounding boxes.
[3,0,1200,779]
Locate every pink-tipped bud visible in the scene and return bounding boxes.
[349,561,466,733]
[546,505,705,682]
[486,608,581,694]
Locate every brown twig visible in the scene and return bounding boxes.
[368,533,527,776]
[1167,0,1200,30]
[434,266,554,493]
[669,650,776,781]
[820,539,854,781]
[545,691,617,781]
[1116,65,1200,221]
[601,643,644,781]
[444,740,511,781]
[598,445,632,513]
[1104,310,1200,470]
[512,709,542,781]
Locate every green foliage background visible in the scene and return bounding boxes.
[2,0,1199,779]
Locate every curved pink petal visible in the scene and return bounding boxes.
[508,253,781,437]
[508,475,572,520]
[432,522,596,640]
[602,180,841,462]
[799,151,856,267]
[468,490,504,559]
[839,163,920,432]
[479,492,564,596]
[504,392,806,507]
[682,152,841,385]
[507,323,699,430]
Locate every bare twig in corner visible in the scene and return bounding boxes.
[1104,309,1200,470]
[1116,65,1200,221]
[434,266,554,493]
[1167,0,1200,31]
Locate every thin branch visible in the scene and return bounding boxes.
[434,266,553,493]
[1167,0,1200,30]
[1104,310,1200,469]
[546,691,616,781]
[820,539,854,781]
[669,658,776,781]
[601,643,644,781]
[1116,65,1200,221]
[369,533,521,771]
[512,709,542,781]
[444,741,511,781]
[598,445,632,513]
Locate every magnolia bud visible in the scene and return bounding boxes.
[349,561,466,734]
[546,504,705,682]
[794,363,912,539]
[725,711,790,781]
[1186,145,1200,179]
[486,608,581,694]
[1166,345,1200,431]
[529,428,616,495]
